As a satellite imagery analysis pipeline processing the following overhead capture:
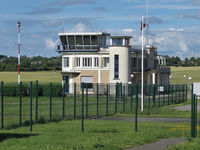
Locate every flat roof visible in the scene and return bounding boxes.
[58,32,110,36]
[110,35,133,39]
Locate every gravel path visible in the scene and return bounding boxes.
[126,138,185,150]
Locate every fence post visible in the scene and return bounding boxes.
[62,82,65,120]
[185,85,187,102]
[148,84,151,111]
[96,83,99,118]
[168,85,170,105]
[123,85,125,113]
[179,85,181,103]
[35,80,38,123]
[30,82,33,132]
[153,85,156,107]
[19,81,22,126]
[49,82,52,121]
[115,83,118,113]
[81,82,84,132]
[106,84,109,116]
[130,84,133,111]
[1,81,4,129]
[86,83,88,119]
[135,84,138,132]
[74,83,76,119]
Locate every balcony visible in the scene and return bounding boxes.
[157,65,170,73]
[56,45,99,53]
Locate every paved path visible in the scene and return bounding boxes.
[99,116,191,123]
[172,103,200,111]
[126,138,185,150]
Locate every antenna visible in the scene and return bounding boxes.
[17,21,21,84]
[146,0,149,45]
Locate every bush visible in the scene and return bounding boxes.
[2,82,63,97]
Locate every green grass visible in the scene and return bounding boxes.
[0,120,190,150]
[171,66,200,84]
[169,138,200,150]
[0,71,62,83]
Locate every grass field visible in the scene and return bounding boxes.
[0,66,200,84]
[0,120,190,150]
[171,66,200,84]
[0,71,62,83]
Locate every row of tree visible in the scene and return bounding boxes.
[1,55,200,71]
[165,56,200,66]
[0,55,62,71]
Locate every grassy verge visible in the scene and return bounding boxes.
[0,120,190,150]
[169,138,200,150]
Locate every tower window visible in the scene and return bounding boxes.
[114,55,119,79]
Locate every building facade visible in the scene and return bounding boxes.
[56,32,170,93]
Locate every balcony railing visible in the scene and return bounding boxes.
[56,45,100,53]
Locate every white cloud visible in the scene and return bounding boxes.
[71,22,91,32]
[45,39,58,49]
[122,28,135,33]
[168,28,184,32]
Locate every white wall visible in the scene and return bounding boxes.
[109,47,129,83]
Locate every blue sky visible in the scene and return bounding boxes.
[0,0,200,58]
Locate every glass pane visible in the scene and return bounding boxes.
[84,36,90,45]
[91,36,98,45]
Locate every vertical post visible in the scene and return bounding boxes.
[86,83,88,119]
[179,85,181,103]
[17,21,21,84]
[30,82,32,132]
[115,83,118,113]
[62,82,65,120]
[81,82,84,132]
[135,84,138,132]
[35,80,38,123]
[130,84,133,111]
[153,85,156,107]
[158,85,161,107]
[49,82,52,121]
[1,82,4,129]
[172,85,174,104]
[168,84,170,105]
[19,82,22,126]
[74,83,76,119]
[106,84,109,116]
[123,85,125,113]
[96,83,99,118]
[141,16,144,112]
[148,84,151,111]
[186,85,187,102]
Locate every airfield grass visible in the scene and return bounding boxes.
[0,120,190,150]
[171,66,200,84]
[0,66,200,84]
[0,71,62,83]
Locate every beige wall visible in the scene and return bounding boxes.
[101,70,109,84]
[74,70,98,85]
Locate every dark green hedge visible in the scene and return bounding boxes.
[1,83,62,97]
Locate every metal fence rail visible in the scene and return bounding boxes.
[0,81,187,131]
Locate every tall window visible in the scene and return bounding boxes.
[75,57,80,67]
[104,57,109,67]
[94,57,99,67]
[63,57,69,67]
[114,55,119,79]
[83,58,92,67]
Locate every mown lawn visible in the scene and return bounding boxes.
[171,66,200,84]
[0,66,200,84]
[0,120,190,150]
[0,71,62,83]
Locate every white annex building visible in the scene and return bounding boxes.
[56,32,170,93]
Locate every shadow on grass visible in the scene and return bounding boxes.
[0,133,38,142]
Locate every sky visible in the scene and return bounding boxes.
[0,0,200,58]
